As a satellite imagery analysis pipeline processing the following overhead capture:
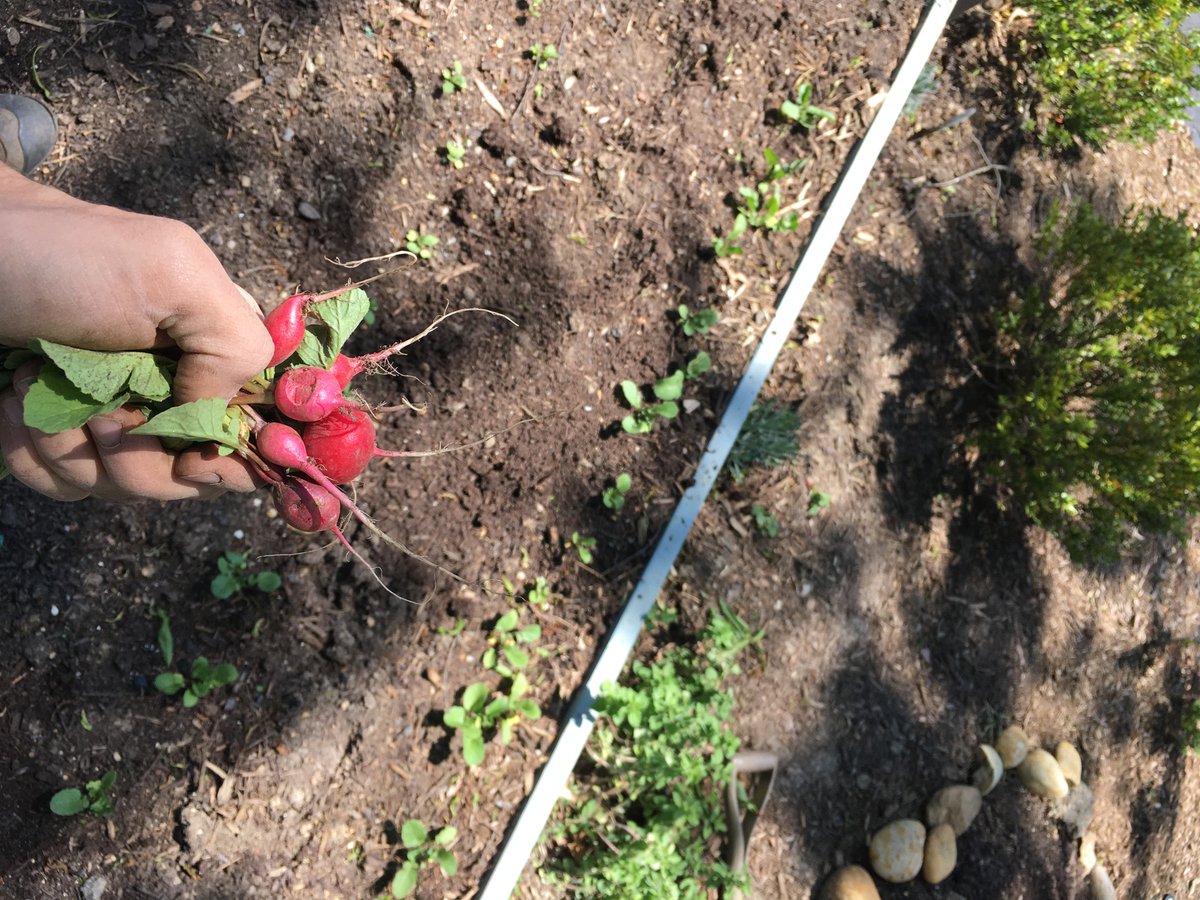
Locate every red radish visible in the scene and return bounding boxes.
[303,409,376,484]
[264,293,309,367]
[329,353,365,389]
[273,476,340,533]
[274,366,347,422]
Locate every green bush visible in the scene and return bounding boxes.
[984,203,1200,561]
[1024,0,1200,148]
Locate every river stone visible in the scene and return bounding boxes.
[1056,740,1083,786]
[996,725,1030,768]
[972,743,1003,795]
[1079,832,1097,876]
[926,785,982,836]
[922,823,956,884]
[1018,748,1069,799]
[820,865,881,900]
[869,819,925,883]
[1089,863,1116,900]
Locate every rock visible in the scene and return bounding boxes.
[1050,781,1094,836]
[81,874,108,900]
[297,200,321,221]
[922,823,956,884]
[1056,740,1082,785]
[869,819,925,883]
[1079,832,1097,876]
[971,743,1003,795]
[1018,748,1070,799]
[925,785,982,836]
[820,865,881,900]
[996,725,1030,768]
[1089,864,1116,900]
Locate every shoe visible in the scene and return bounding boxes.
[0,94,58,175]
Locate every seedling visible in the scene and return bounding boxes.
[1182,700,1200,755]
[807,490,831,517]
[780,83,836,128]
[50,770,117,817]
[210,550,282,599]
[726,400,801,482]
[620,375,681,434]
[444,140,466,169]
[567,531,596,565]
[713,149,806,256]
[529,42,559,69]
[155,657,239,708]
[751,504,779,537]
[405,229,439,259]
[441,60,467,94]
[443,676,541,766]
[438,618,467,637]
[684,351,711,381]
[677,304,718,336]
[483,609,542,678]
[526,576,552,608]
[386,820,459,898]
[602,472,632,511]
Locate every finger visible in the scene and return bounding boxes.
[0,388,91,500]
[86,407,226,502]
[175,444,262,494]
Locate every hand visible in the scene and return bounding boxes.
[0,167,274,501]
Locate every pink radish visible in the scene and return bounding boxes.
[329,354,365,389]
[274,366,348,422]
[303,409,376,483]
[264,293,309,367]
[273,476,340,533]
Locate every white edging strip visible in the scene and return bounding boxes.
[479,2,958,895]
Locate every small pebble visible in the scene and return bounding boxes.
[922,823,956,884]
[925,785,981,836]
[282,126,296,142]
[996,725,1030,768]
[972,743,1003,795]
[81,874,108,900]
[1089,864,1116,900]
[1018,748,1069,799]
[869,819,925,883]
[297,200,320,221]
[1056,740,1082,786]
[1079,832,1097,876]
[820,865,880,900]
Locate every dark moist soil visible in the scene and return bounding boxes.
[2,1,1199,899]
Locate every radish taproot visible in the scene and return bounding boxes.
[303,409,376,483]
[274,366,348,422]
[264,293,309,367]
[273,476,340,534]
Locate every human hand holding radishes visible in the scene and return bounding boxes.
[0,166,273,501]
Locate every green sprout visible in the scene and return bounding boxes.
[602,472,632,511]
[386,820,458,898]
[405,229,439,259]
[50,770,117,817]
[441,60,467,94]
[210,550,282,599]
[529,42,559,69]
[780,83,836,128]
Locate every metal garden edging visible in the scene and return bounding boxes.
[479,1,960,894]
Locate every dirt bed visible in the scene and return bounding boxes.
[1,1,1199,898]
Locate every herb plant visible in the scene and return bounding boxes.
[153,610,238,708]
[210,550,282,599]
[567,531,596,565]
[385,821,458,898]
[483,609,542,678]
[443,676,541,766]
[602,472,632,511]
[726,400,801,482]
[779,83,836,128]
[677,304,718,336]
[50,770,117,817]
[712,148,806,257]
[621,374,682,434]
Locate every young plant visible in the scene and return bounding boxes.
[444,139,466,169]
[1182,700,1200,755]
[387,821,459,898]
[529,42,559,69]
[750,504,778,537]
[443,676,541,766]
[620,374,681,434]
[726,400,801,482]
[210,550,282,599]
[712,148,806,255]
[683,351,711,381]
[483,609,542,678]
[567,531,596,565]
[677,304,718,337]
[153,612,238,708]
[602,472,632,511]
[441,60,467,94]
[405,228,439,259]
[526,576,552,608]
[807,490,831,518]
[779,82,836,128]
[50,770,117,817]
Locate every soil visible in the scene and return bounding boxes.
[2,1,1199,899]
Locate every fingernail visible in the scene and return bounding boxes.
[3,396,23,427]
[88,416,124,450]
[182,472,223,485]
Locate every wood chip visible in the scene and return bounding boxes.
[225,78,263,105]
[474,78,507,119]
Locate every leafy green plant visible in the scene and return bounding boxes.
[1182,700,1200,755]
[1024,0,1200,149]
[50,770,117,817]
[542,602,762,897]
[483,609,541,678]
[210,550,282,599]
[444,139,466,169]
[726,400,801,482]
[443,676,541,766]
[529,42,559,69]
[405,228,439,260]
[620,374,681,434]
[779,82,836,128]
[441,60,466,94]
[677,304,718,336]
[526,576,552,608]
[567,531,596,565]
[153,611,238,708]
[983,203,1200,561]
[385,820,458,898]
[602,472,632,511]
[807,490,831,518]
[684,351,712,381]
[750,504,778,537]
[712,148,806,256]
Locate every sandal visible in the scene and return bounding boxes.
[0,94,58,175]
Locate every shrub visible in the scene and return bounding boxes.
[983,203,1200,561]
[1024,0,1200,148]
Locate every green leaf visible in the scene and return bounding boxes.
[615,472,632,493]
[435,848,458,876]
[514,699,541,719]
[182,689,199,708]
[310,289,371,360]
[462,682,490,712]
[619,380,642,409]
[211,663,238,686]
[515,623,541,643]
[390,861,420,898]
[22,364,130,433]
[481,647,497,670]
[191,657,212,682]
[494,609,519,633]
[49,788,88,816]
[28,339,172,403]
[502,645,530,670]
[686,352,712,379]
[210,574,239,599]
[648,401,679,419]
[443,706,467,728]
[401,819,428,849]
[251,571,282,592]
[130,397,242,448]
[154,672,185,696]
[89,770,116,798]
[433,825,457,846]
[89,795,115,817]
[621,414,652,434]
[510,671,530,699]
[653,371,684,401]
[462,724,486,766]
[156,611,174,668]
